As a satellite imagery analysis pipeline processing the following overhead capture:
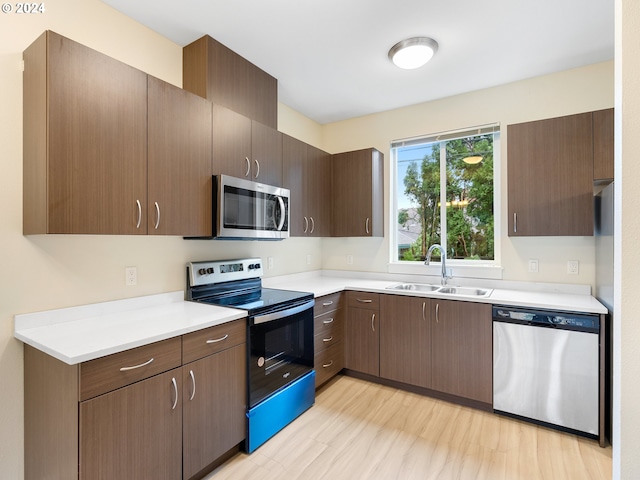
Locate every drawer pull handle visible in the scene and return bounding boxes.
[171,377,178,410]
[322,301,334,306]
[356,298,372,303]
[189,370,196,401]
[323,318,334,325]
[323,361,334,368]
[323,336,333,342]
[119,357,154,372]
[206,334,229,344]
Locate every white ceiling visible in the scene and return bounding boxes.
[101,0,614,125]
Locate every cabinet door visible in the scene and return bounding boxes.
[507,112,594,236]
[332,148,384,237]
[282,134,308,236]
[79,369,182,480]
[307,145,332,237]
[593,108,614,181]
[183,344,246,480]
[430,300,492,404]
[148,77,212,236]
[380,295,431,388]
[345,307,379,376]
[44,31,148,234]
[251,120,283,186]
[212,104,252,178]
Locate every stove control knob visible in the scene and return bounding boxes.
[198,268,207,275]
[206,267,214,274]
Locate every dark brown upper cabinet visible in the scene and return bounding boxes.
[507,112,595,236]
[147,77,213,236]
[332,148,384,237]
[212,104,282,186]
[593,108,614,182]
[23,31,148,235]
[183,35,277,129]
[282,135,331,236]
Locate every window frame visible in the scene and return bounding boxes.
[388,125,503,280]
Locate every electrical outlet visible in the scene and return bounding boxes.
[125,267,137,286]
[347,254,354,265]
[528,259,539,273]
[306,254,312,265]
[267,257,274,270]
[567,260,579,275]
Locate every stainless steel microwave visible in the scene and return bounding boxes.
[213,175,290,240]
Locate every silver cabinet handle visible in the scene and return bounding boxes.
[254,159,260,178]
[206,334,229,344]
[513,212,517,233]
[435,303,439,323]
[365,217,370,234]
[119,357,154,372]
[323,361,334,368]
[171,377,178,410]
[371,313,376,332]
[356,298,372,303]
[135,199,142,229]
[322,301,334,307]
[323,317,334,324]
[245,157,251,177]
[422,302,426,321]
[310,217,315,234]
[276,196,286,231]
[303,216,309,233]
[154,202,160,230]
[189,370,196,401]
[323,336,333,342]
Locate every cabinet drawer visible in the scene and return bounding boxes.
[347,291,379,309]
[315,341,344,388]
[314,292,343,316]
[314,327,343,353]
[80,337,182,401]
[182,319,246,364]
[314,310,344,346]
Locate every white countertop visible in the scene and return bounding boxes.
[263,272,608,315]
[14,291,246,365]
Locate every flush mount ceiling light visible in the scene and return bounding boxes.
[462,155,483,164]
[388,37,439,70]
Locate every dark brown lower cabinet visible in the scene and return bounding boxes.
[79,369,182,480]
[379,294,431,388]
[182,344,246,480]
[345,302,380,377]
[430,299,493,404]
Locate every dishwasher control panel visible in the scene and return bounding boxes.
[492,306,599,333]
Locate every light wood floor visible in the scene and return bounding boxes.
[205,375,612,480]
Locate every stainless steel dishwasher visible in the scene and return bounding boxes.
[493,305,600,437]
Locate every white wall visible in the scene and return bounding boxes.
[614,0,640,477]
[321,62,614,288]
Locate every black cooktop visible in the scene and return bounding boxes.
[197,287,313,316]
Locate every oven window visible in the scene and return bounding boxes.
[249,306,313,407]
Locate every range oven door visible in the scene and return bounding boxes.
[215,174,290,240]
[248,299,314,408]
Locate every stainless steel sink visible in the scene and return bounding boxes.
[436,286,492,297]
[386,283,492,297]
[387,283,441,292]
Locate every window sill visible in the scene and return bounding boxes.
[388,261,504,280]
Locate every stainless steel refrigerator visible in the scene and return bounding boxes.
[595,181,614,444]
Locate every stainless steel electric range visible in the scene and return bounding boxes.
[186,258,315,453]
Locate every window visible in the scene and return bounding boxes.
[392,125,499,266]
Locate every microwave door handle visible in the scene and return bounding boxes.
[253,300,315,325]
[276,196,286,231]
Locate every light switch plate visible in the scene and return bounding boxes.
[528,259,539,273]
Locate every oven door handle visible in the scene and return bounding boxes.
[252,299,315,325]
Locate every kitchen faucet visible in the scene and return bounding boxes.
[425,244,453,286]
